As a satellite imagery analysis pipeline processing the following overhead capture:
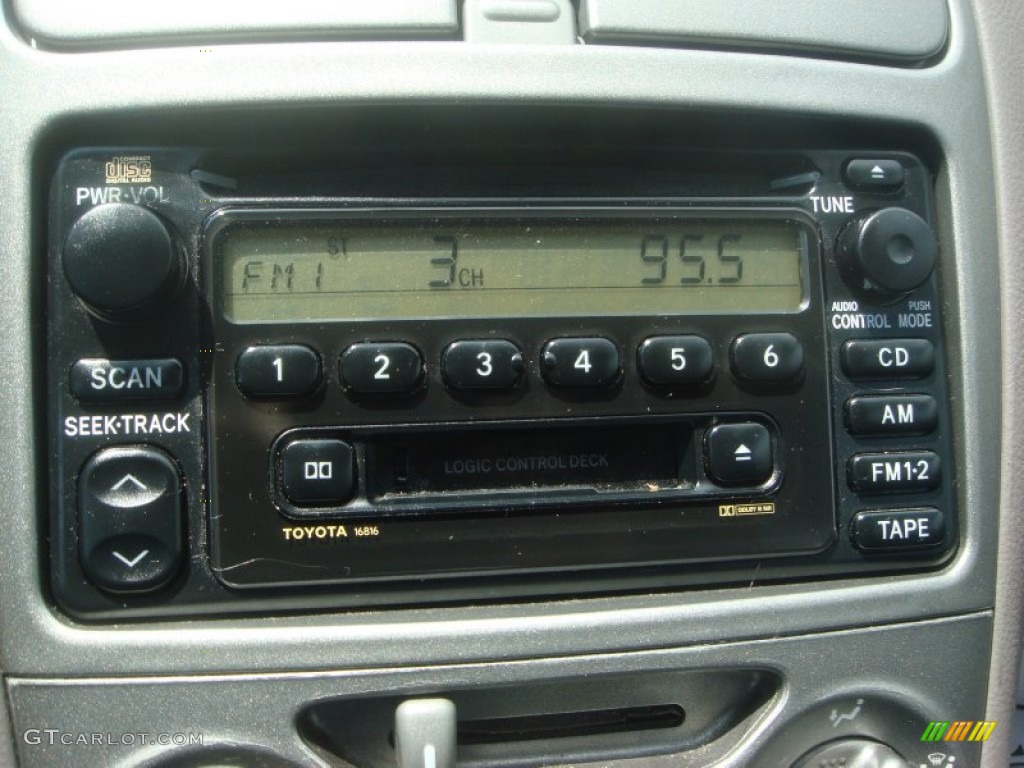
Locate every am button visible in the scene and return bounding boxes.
[70,358,184,402]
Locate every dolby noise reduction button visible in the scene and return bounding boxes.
[851,508,945,551]
[281,439,356,506]
[705,422,773,486]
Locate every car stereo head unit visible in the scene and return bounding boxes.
[45,148,955,618]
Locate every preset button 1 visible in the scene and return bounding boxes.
[236,344,321,398]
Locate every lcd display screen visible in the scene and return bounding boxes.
[219,217,807,322]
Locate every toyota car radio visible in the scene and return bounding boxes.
[46,148,955,618]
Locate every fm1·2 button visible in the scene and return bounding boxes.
[280,439,356,506]
[340,342,424,394]
[78,445,184,593]
[637,335,714,386]
[540,337,620,388]
[236,344,321,398]
[730,333,804,384]
[851,508,945,551]
[705,422,773,486]
[848,451,941,494]
[442,340,523,390]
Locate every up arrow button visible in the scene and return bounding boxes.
[111,474,147,492]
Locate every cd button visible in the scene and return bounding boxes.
[730,333,804,384]
[280,439,356,506]
[851,508,945,551]
[841,339,934,380]
[844,158,905,190]
[845,394,938,436]
[705,422,773,486]
[637,335,714,386]
[540,337,620,388]
[848,451,941,494]
[442,340,524,390]
[236,344,321,398]
[340,342,424,394]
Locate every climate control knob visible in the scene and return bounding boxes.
[836,207,937,301]
[62,203,184,320]
[791,738,907,768]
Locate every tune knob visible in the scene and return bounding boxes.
[836,207,937,301]
[62,203,184,320]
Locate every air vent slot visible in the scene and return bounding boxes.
[457,703,685,744]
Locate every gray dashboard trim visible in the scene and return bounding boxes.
[579,0,950,64]
[8,0,459,49]
[974,0,1024,764]
[0,0,1002,680]
[5,613,994,768]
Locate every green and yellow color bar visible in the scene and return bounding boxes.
[921,720,997,742]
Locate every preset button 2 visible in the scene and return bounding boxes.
[340,342,425,394]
